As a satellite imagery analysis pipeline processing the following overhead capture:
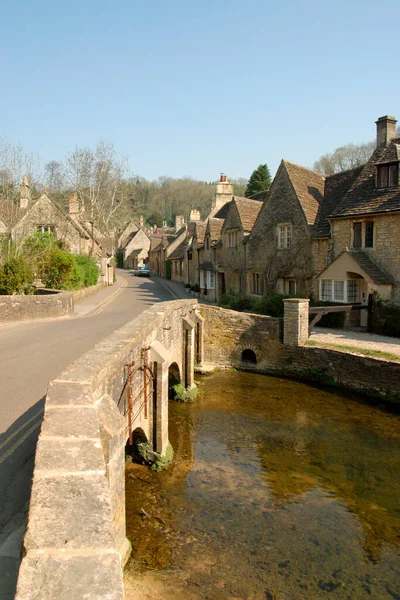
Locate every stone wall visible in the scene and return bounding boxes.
[331,213,400,301]
[0,282,108,324]
[202,305,284,370]
[202,304,400,401]
[16,299,199,600]
[0,289,74,323]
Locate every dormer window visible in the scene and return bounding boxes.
[376,162,399,188]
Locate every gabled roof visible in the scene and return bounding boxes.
[312,166,363,238]
[350,250,394,284]
[318,249,394,285]
[331,139,400,218]
[233,196,262,233]
[194,222,206,245]
[207,218,224,242]
[284,160,325,225]
[169,243,185,260]
[248,190,269,202]
[213,202,231,219]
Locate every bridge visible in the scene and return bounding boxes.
[15,298,400,599]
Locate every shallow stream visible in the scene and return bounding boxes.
[124,372,400,600]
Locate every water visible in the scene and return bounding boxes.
[124,372,400,600]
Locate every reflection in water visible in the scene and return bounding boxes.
[125,372,400,600]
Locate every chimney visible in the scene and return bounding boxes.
[139,215,144,228]
[19,176,31,209]
[69,193,79,217]
[212,173,234,211]
[190,209,201,222]
[175,215,185,232]
[376,115,397,147]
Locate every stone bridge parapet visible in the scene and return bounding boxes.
[16,299,200,600]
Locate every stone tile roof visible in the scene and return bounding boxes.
[233,196,262,233]
[213,202,231,219]
[150,237,162,252]
[248,190,269,202]
[331,139,400,218]
[169,243,185,260]
[199,261,214,270]
[312,166,363,238]
[350,250,394,284]
[208,218,224,242]
[194,222,206,245]
[284,160,325,224]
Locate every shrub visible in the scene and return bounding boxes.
[116,249,124,268]
[371,300,400,338]
[193,283,200,293]
[44,247,77,290]
[184,283,191,288]
[0,256,34,295]
[74,255,99,287]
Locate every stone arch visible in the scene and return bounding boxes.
[241,348,257,365]
[125,427,151,464]
[168,362,181,398]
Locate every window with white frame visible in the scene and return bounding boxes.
[206,270,215,289]
[200,271,204,288]
[278,223,291,249]
[320,279,359,303]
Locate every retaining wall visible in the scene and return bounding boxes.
[201,305,400,400]
[16,299,198,600]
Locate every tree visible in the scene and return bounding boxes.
[64,141,131,250]
[245,164,272,197]
[313,142,375,175]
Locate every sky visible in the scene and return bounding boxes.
[1,0,399,183]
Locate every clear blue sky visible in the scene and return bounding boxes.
[1,0,399,182]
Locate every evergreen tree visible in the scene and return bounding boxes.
[245,164,272,197]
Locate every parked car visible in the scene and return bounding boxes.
[135,266,151,277]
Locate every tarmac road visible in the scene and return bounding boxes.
[0,270,175,599]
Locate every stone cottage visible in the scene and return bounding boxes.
[314,115,400,309]
[245,160,325,297]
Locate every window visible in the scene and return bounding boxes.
[278,223,291,249]
[251,272,263,295]
[321,280,332,301]
[320,279,359,303]
[377,163,399,188]
[37,225,55,234]
[353,222,362,248]
[352,221,374,248]
[227,230,239,247]
[200,271,204,288]
[365,221,374,248]
[206,271,215,289]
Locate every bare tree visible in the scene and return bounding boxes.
[313,142,375,175]
[65,141,131,238]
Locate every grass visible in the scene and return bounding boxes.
[306,339,400,362]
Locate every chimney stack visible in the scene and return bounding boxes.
[19,176,31,209]
[69,193,79,218]
[212,173,234,212]
[175,215,185,232]
[376,115,397,147]
[189,209,201,222]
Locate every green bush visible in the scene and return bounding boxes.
[44,247,77,290]
[371,300,400,338]
[74,255,99,287]
[193,283,200,293]
[0,256,34,295]
[219,291,287,317]
[165,260,172,280]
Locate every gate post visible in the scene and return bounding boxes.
[283,298,310,347]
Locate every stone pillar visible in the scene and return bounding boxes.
[150,341,170,456]
[183,316,195,389]
[283,298,310,347]
[195,311,205,365]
